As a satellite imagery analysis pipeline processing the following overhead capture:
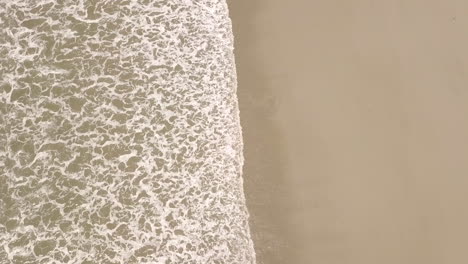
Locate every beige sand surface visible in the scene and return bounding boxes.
[228,1,468,263]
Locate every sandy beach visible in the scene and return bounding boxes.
[229,0,468,263]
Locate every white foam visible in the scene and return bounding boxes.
[0,0,256,263]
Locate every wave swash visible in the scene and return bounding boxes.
[0,0,256,263]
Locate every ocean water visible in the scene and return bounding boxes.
[0,0,255,263]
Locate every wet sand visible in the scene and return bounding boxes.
[228,1,468,263]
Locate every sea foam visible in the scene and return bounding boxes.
[0,0,256,263]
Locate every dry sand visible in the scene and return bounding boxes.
[228,0,468,263]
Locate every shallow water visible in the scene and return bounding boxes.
[0,1,255,263]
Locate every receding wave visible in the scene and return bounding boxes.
[0,0,255,263]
